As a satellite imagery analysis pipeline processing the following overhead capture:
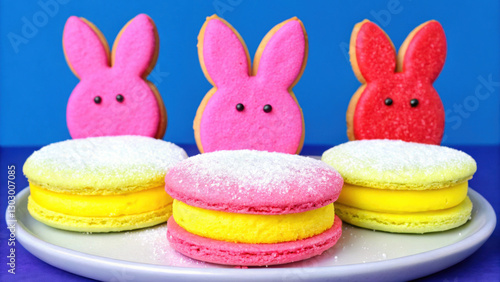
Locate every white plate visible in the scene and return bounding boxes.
[9,187,496,282]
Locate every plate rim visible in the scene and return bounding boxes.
[9,186,497,281]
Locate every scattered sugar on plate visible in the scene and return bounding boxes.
[122,223,221,268]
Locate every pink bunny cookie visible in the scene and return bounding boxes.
[347,20,446,145]
[63,14,167,139]
[193,15,307,154]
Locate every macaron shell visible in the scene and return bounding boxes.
[321,140,477,190]
[165,150,343,215]
[167,215,342,266]
[335,196,472,234]
[28,196,172,232]
[23,136,188,195]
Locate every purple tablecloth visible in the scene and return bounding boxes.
[1,145,498,281]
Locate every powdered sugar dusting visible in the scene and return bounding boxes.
[165,150,343,214]
[322,140,477,189]
[184,150,336,193]
[23,135,188,192]
[122,223,217,268]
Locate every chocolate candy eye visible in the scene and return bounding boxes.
[236,103,244,111]
[94,96,102,104]
[116,94,124,102]
[410,99,419,107]
[263,104,272,113]
[384,98,393,106]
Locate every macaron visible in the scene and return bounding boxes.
[165,150,343,266]
[322,139,477,233]
[23,135,187,232]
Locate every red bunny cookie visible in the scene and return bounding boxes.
[63,14,167,139]
[193,15,307,154]
[347,20,446,145]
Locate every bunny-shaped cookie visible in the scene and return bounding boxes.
[193,15,307,154]
[347,20,446,145]
[63,14,167,139]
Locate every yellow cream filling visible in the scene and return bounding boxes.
[29,183,172,217]
[337,182,468,213]
[173,200,335,244]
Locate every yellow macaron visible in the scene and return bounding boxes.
[23,135,187,232]
[322,139,477,233]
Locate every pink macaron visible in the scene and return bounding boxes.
[165,150,343,266]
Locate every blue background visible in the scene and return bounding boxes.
[1,0,499,147]
[0,2,499,281]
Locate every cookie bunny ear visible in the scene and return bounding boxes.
[198,15,251,87]
[350,20,396,83]
[253,18,307,89]
[397,20,446,82]
[111,14,159,78]
[63,16,110,79]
